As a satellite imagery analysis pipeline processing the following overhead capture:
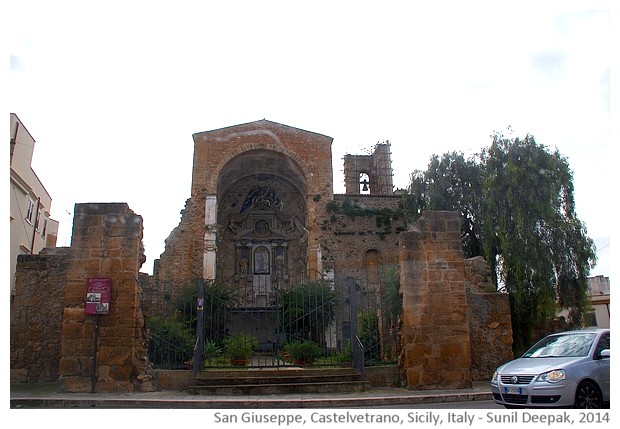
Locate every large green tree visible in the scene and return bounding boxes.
[409,151,484,258]
[407,133,596,354]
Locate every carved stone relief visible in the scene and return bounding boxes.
[218,180,308,307]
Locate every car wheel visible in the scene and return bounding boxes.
[574,381,603,408]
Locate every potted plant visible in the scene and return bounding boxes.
[284,340,323,365]
[224,333,258,366]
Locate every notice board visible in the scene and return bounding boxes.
[85,277,112,315]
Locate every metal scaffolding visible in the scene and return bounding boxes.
[342,141,393,196]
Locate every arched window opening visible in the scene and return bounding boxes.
[359,173,370,194]
[365,249,380,288]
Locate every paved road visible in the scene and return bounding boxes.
[355,399,502,409]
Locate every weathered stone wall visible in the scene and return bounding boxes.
[333,194,402,211]
[399,211,472,389]
[154,122,406,295]
[464,256,514,381]
[151,199,193,298]
[10,247,70,382]
[320,195,406,280]
[59,203,154,393]
[155,120,335,289]
[147,120,514,390]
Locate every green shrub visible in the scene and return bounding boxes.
[284,340,323,363]
[277,281,336,345]
[148,315,194,367]
[223,333,259,360]
[337,340,352,364]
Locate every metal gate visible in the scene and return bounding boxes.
[143,275,401,372]
[193,277,342,370]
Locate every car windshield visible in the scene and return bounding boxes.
[522,333,597,358]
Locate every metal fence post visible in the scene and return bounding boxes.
[192,279,205,389]
[348,277,364,378]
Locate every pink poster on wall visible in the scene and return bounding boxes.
[85,277,112,315]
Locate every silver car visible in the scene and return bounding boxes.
[491,328,610,408]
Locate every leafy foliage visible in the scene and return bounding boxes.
[277,281,336,345]
[358,310,381,363]
[381,265,402,322]
[325,198,402,229]
[336,340,352,364]
[148,280,238,367]
[223,333,259,360]
[173,280,238,343]
[407,152,484,258]
[407,132,596,354]
[283,340,324,363]
[147,315,194,367]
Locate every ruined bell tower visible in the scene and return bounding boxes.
[343,141,394,196]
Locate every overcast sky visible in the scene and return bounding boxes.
[8,1,613,280]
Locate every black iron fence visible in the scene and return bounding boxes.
[141,275,400,371]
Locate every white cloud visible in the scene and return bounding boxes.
[8,1,612,279]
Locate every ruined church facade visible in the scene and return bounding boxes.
[11,120,513,391]
[155,120,332,289]
[151,120,513,388]
[154,120,403,296]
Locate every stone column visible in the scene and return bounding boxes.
[399,211,472,389]
[59,203,153,393]
[203,195,217,280]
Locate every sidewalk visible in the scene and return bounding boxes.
[10,381,493,409]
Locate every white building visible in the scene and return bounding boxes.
[556,275,610,328]
[9,113,59,296]
[586,275,610,328]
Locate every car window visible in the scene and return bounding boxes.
[594,332,610,356]
[522,333,596,358]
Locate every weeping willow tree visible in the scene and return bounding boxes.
[406,132,596,355]
[481,133,595,353]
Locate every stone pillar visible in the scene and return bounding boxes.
[203,195,217,280]
[59,203,153,393]
[399,211,472,389]
[308,244,323,280]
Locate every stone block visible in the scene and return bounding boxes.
[439,342,468,358]
[62,307,86,323]
[62,320,87,340]
[10,368,29,383]
[407,343,431,360]
[97,346,132,366]
[63,337,97,356]
[98,336,138,349]
[405,367,422,386]
[59,357,84,376]
[109,365,133,381]
[444,368,469,384]
[61,376,92,393]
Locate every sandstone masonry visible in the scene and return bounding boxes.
[11,203,155,392]
[11,121,514,391]
[399,211,472,389]
[59,203,154,393]
[10,247,70,382]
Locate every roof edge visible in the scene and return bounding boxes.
[192,119,333,140]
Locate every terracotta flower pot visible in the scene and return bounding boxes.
[231,358,249,366]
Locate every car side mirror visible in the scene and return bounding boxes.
[599,349,610,359]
